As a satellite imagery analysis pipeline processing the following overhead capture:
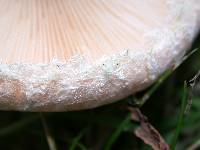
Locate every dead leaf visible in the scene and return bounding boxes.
[128,107,170,150]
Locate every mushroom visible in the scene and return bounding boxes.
[0,0,199,111]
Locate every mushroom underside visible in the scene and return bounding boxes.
[0,0,199,111]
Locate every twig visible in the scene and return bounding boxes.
[185,70,200,114]
[187,139,200,150]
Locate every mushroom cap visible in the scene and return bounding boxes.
[0,0,199,111]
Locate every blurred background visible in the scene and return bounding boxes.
[0,34,199,150]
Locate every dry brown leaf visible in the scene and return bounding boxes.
[128,107,170,150]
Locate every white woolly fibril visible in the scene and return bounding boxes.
[0,0,199,111]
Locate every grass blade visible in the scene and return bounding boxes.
[104,114,131,150]
[170,82,188,150]
[69,127,88,150]
[0,115,39,137]
[40,113,58,150]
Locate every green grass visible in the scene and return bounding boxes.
[104,114,132,150]
[170,82,188,150]
[0,35,199,150]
